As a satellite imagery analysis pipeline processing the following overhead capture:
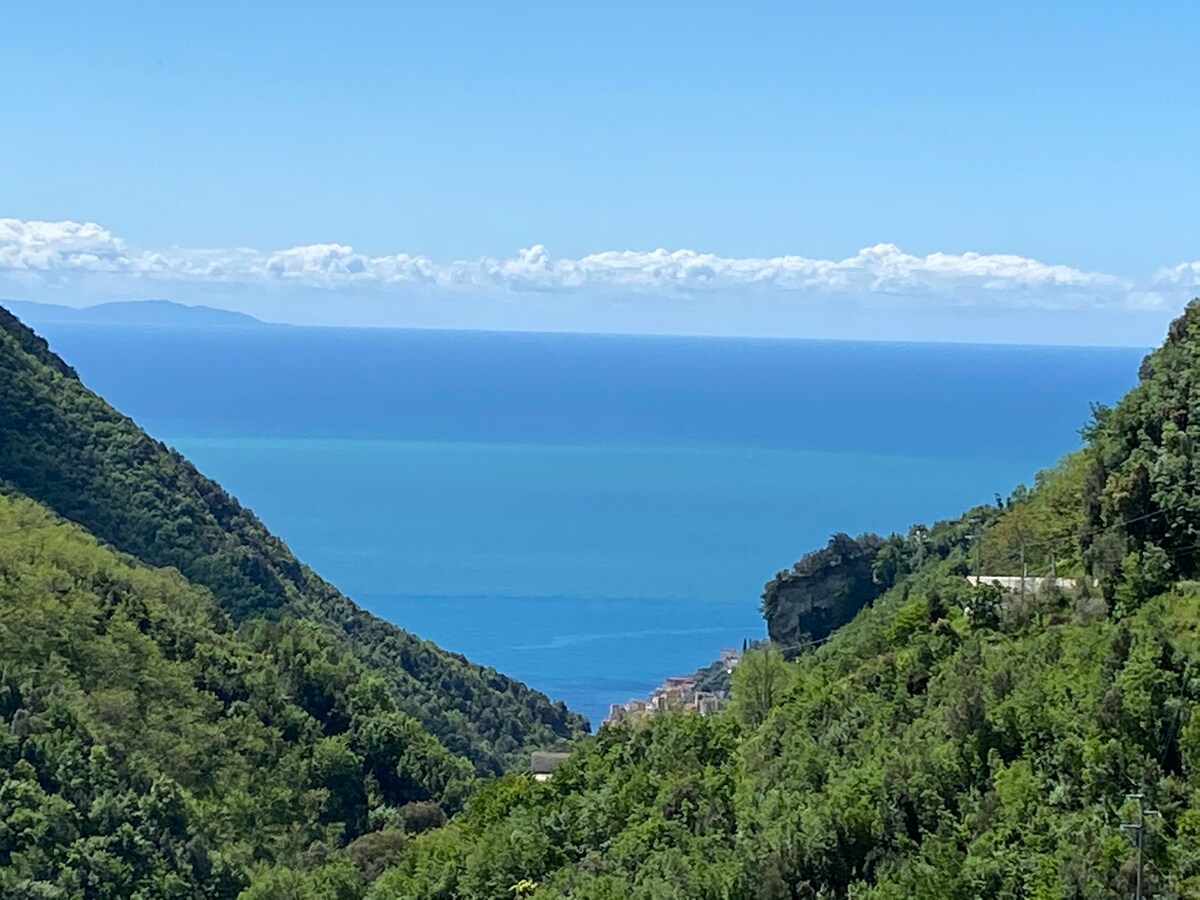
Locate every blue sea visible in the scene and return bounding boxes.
[36,323,1144,725]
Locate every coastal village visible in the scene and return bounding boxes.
[603,648,741,726]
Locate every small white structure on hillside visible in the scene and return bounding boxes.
[966,575,1082,593]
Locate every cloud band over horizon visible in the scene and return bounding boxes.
[4,217,1194,310]
[3,217,1200,347]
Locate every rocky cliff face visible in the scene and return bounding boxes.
[761,533,885,655]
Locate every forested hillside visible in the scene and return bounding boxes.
[0,305,586,775]
[351,302,1200,898]
[0,492,470,895]
[8,299,1200,898]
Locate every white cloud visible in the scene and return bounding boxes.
[1157,260,1200,288]
[0,217,1182,313]
[527,244,1126,300]
[0,219,130,272]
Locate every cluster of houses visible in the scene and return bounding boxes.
[603,648,741,726]
[531,650,744,780]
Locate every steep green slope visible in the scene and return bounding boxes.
[378,584,1200,899]
[0,491,470,897]
[358,302,1200,899]
[0,305,586,773]
[1083,303,1200,601]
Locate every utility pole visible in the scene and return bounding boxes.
[968,518,982,580]
[1120,793,1158,900]
[1016,519,1027,604]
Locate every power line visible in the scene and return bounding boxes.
[772,633,835,656]
[977,507,1165,564]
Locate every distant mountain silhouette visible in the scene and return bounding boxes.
[1,298,264,327]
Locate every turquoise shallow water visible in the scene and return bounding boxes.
[165,436,1052,721]
[35,323,1145,724]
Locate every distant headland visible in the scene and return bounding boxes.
[1,298,264,328]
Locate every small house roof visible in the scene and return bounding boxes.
[530,752,570,775]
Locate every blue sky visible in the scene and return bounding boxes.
[3,2,1199,343]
